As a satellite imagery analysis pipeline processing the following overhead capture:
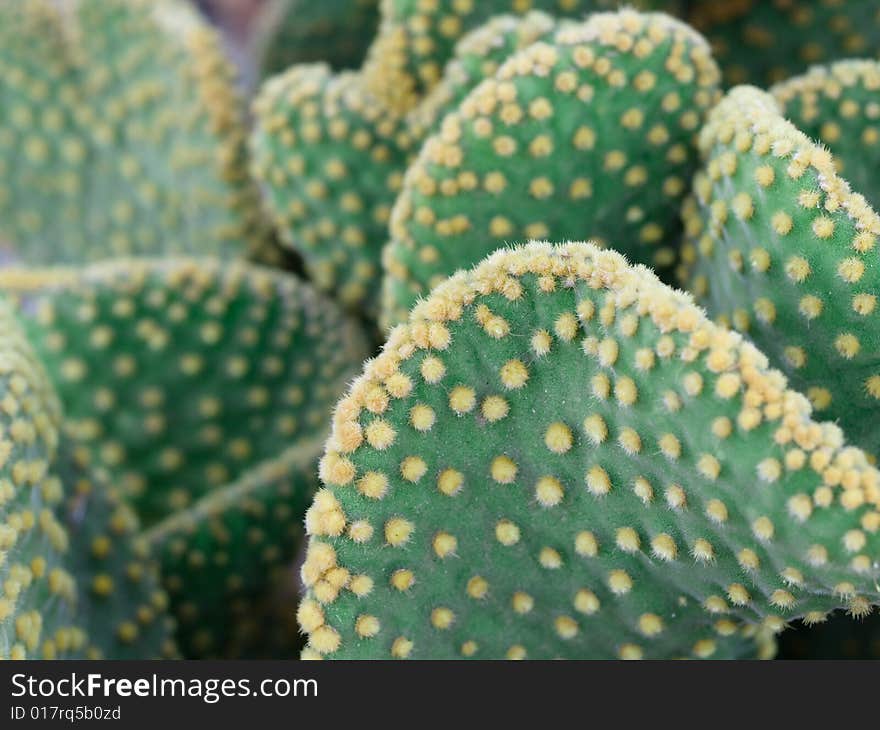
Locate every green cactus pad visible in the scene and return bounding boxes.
[689,0,880,87]
[0,0,266,266]
[145,444,320,658]
[0,301,86,659]
[363,0,686,112]
[772,60,880,211]
[218,574,306,659]
[60,449,177,660]
[14,258,368,526]
[299,241,880,660]
[251,65,415,313]
[381,10,721,330]
[258,0,380,75]
[680,86,880,458]
[406,12,559,142]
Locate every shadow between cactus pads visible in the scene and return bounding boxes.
[381,9,721,330]
[299,241,880,660]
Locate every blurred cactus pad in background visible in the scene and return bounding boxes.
[2,0,880,659]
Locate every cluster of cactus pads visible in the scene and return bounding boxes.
[3,0,880,660]
[0,0,369,658]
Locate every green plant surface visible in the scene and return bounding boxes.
[59,449,177,660]
[258,0,380,75]
[0,0,267,266]
[251,65,415,314]
[406,11,559,142]
[0,300,85,659]
[689,0,880,87]
[381,9,721,330]
[680,85,880,458]
[363,0,688,112]
[772,60,880,210]
[15,258,368,527]
[298,241,880,660]
[145,444,320,658]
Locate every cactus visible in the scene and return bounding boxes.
[363,1,687,113]
[406,12,559,142]
[680,86,880,458]
[0,0,267,266]
[298,240,880,660]
[258,0,380,76]
[5,0,879,664]
[0,300,84,658]
[14,258,369,526]
[219,574,306,659]
[59,449,177,660]
[689,0,880,87]
[145,446,319,658]
[251,66,415,314]
[381,10,721,330]
[1,300,174,659]
[772,60,880,211]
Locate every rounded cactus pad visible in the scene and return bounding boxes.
[60,450,177,660]
[406,12,559,142]
[381,10,721,329]
[689,0,880,87]
[258,0,380,76]
[363,1,687,113]
[772,60,880,211]
[17,258,369,526]
[680,86,880,457]
[251,65,415,313]
[362,0,603,113]
[0,0,266,266]
[146,446,320,658]
[299,241,880,660]
[0,301,87,659]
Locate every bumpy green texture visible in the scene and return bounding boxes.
[299,243,880,659]
[251,65,414,313]
[381,10,721,329]
[363,0,686,112]
[680,87,880,458]
[18,258,369,527]
[0,0,266,266]
[60,449,177,660]
[146,446,320,658]
[689,0,880,87]
[772,60,880,211]
[300,241,880,660]
[406,11,559,141]
[0,302,85,659]
[780,611,880,659]
[259,0,380,75]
